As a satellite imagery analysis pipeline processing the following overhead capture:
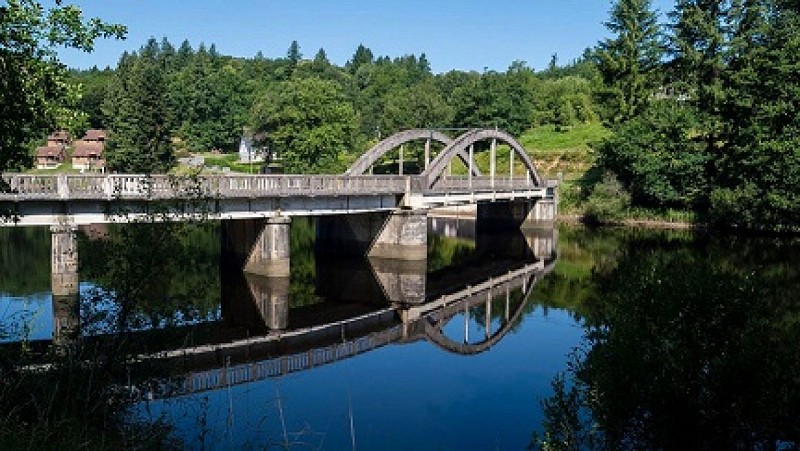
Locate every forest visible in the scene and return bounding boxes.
[3,0,800,229]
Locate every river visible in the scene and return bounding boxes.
[1,219,798,449]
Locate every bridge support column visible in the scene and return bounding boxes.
[317,209,428,261]
[222,217,291,277]
[51,225,79,297]
[477,198,557,232]
[369,209,428,260]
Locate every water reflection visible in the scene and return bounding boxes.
[531,229,800,450]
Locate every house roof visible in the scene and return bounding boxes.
[35,145,65,158]
[72,140,104,157]
[48,130,70,141]
[82,129,107,141]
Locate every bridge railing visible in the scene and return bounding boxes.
[0,173,557,201]
[0,173,412,200]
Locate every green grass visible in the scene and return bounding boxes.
[519,123,611,152]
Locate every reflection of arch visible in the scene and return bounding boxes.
[421,128,544,189]
[423,272,538,355]
[345,129,482,176]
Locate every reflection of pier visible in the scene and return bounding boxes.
[146,253,555,399]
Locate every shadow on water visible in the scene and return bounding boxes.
[530,227,800,450]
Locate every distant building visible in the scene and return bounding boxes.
[72,140,105,171]
[82,129,107,142]
[238,134,266,163]
[47,130,71,147]
[35,145,66,169]
[71,129,107,171]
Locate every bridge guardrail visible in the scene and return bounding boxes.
[0,173,558,201]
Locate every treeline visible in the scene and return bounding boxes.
[589,0,800,229]
[69,38,601,173]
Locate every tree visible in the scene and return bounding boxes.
[380,81,454,134]
[595,0,664,123]
[346,43,374,74]
[711,1,800,228]
[251,78,359,173]
[598,100,711,208]
[0,0,125,171]
[103,51,174,173]
[285,40,301,76]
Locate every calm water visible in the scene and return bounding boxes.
[1,220,799,449]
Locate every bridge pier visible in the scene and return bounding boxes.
[317,209,428,261]
[51,225,79,297]
[477,198,556,233]
[222,217,291,277]
[52,294,80,346]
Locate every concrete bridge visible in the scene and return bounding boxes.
[3,128,558,298]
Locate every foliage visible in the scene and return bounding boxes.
[0,0,125,171]
[583,172,631,224]
[597,100,710,209]
[250,77,359,173]
[533,235,800,449]
[595,0,664,123]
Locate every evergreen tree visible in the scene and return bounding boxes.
[346,43,374,74]
[285,40,301,76]
[104,51,174,173]
[595,0,664,123]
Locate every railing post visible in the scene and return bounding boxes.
[490,138,496,189]
[468,144,474,190]
[57,175,69,199]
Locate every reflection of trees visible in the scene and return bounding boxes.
[533,236,800,450]
[0,227,50,295]
[427,234,476,272]
[79,221,221,330]
[289,217,320,308]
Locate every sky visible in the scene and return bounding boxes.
[57,0,676,74]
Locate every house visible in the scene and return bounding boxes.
[71,140,105,171]
[47,130,71,147]
[35,145,66,169]
[82,129,107,142]
[238,134,266,163]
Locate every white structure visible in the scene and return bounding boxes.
[238,135,265,163]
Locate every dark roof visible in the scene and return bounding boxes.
[48,130,70,141]
[72,140,104,157]
[82,129,107,141]
[35,145,65,158]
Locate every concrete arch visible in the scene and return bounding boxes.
[421,128,544,189]
[345,129,482,176]
[422,272,538,356]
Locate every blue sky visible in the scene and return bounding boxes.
[58,0,676,73]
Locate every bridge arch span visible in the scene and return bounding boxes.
[421,128,544,190]
[345,129,481,176]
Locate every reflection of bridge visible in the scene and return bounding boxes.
[146,256,555,399]
[3,128,559,302]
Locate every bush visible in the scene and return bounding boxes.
[584,172,631,224]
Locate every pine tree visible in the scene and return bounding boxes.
[346,44,374,75]
[104,51,174,173]
[595,0,664,123]
[285,40,302,76]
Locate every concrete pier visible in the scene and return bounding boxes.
[222,217,291,277]
[477,199,556,232]
[51,225,79,297]
[317,209,428,261]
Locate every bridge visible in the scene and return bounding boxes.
[2,128,558,300]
